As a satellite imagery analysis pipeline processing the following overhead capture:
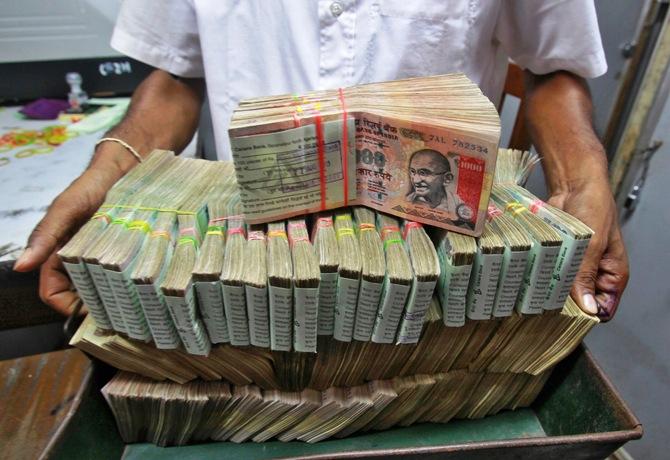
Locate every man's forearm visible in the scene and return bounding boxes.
[524,71,609,196]
[90,69,205,184]
[523,70,629,320]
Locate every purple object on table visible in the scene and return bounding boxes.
[20,99,70,120]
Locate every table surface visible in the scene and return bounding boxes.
[0,104,197,262]
[0,106,99,260]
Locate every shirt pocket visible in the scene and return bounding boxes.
[361,0,472,80]
[378,0,455,21]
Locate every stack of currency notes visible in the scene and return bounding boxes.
[102,364,550,446]
[62,148,595,361]
[73,295,597,391]
[228,73,500,236]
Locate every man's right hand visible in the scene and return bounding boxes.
[13,162,124,315]
[12,69,205,315]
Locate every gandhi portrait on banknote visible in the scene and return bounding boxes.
[405,149,466,215]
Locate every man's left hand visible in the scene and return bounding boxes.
[547,177,629,321]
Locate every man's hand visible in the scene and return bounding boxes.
[13,69,205,315]
[525,70,629,321]
[13,155,126,315]
[547,178,629,321]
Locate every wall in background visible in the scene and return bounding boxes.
[0,0,121,63]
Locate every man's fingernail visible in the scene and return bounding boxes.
[582,293,598,315]
[13,247,31,270]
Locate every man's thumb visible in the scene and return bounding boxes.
[571,257,599,315]
[13,215,69,272]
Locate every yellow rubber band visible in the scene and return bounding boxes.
[268,230,287,239]
[150,230,171,240]
[337,228,355,238]
[207,225,225,233]
[99,204,196,216]
[506,202,527,215]
[128,220,151,233]
[358,223,376,232]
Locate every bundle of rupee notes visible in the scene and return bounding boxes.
[63,74,598,445]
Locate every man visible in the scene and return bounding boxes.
[13,0,628,321]
[406,149,468,220]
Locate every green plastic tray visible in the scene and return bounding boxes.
[50,345,642,460]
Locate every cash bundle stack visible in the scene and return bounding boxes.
[228,73,501,237]
[59,150,237,352]
[64,148,600,445]
[64,148,595,364]
[103,366,551,446]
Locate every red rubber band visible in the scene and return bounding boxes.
[312,216,332,240]
[402,221,422,240]
[529,199,545,214]
[227,227,246,237]
[209,214,244,224]
[487,205,503,220]
[381,225,400,240]
[289,236,309,246]
[317,217,333,227]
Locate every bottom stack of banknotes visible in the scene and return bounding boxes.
[63,148,600,445]
[103,367,549,446]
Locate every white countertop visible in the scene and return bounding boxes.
[0,103,197,261]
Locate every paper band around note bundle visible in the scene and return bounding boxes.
[291,89,351,211]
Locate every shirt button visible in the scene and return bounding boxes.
[330,2,344,17]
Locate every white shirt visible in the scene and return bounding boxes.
[111,0,607,160]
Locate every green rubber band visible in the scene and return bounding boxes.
[384,238,403,250]
[178,235,198,247]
